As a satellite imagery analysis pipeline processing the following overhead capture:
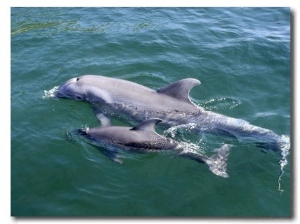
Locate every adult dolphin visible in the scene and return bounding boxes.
[76,118,232,178]
[56,74,288,151]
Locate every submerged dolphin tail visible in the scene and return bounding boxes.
[204,144,232,178]
[179,144,232,178]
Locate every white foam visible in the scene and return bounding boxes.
[42,86,59,99]
[83,124,90,131]
[164,123,197,138]
[198,97,241,111]
[179,141,205,154]
[277,135,290,193]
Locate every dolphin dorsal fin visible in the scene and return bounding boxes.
[157,78,201,103]
[130,118,162,132]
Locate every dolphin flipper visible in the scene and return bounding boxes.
[95,113,111,127]
[100,148,123,164]
[92,104,111,126]
[88,142,123,164]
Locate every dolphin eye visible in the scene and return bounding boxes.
[76,96,82,100]
[76,78,80,81]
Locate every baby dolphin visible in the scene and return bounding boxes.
[77,118,232,178]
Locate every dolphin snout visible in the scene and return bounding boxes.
[76,128,89,136]
[55,77,78,98]
[55,85,67,98]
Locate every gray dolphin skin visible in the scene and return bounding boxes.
[77,118,232,178]
[57,74,286,151]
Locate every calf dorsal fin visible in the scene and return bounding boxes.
[130,118,162,132]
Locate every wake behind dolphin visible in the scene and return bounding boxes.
[56,74,289,152]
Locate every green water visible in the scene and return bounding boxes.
[11,7,291,217]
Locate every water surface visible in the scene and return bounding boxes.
[11,7,291,217]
